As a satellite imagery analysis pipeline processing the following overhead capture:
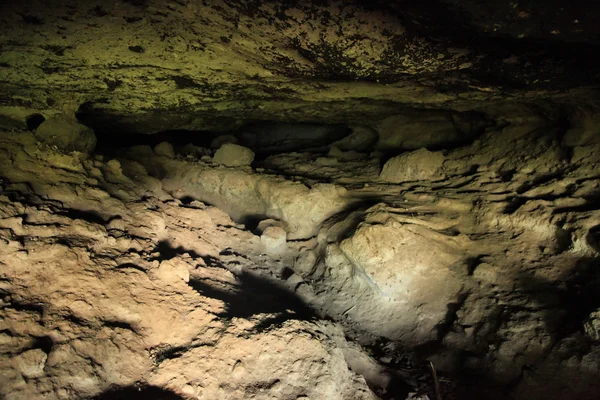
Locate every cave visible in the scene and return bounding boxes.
[1,0,599,399]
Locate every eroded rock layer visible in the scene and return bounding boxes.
[1,0,600,399]
[1,99,599,399]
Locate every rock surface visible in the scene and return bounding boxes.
[212,143,255,167]
[380,148,446,183]
[0,0,598,134]
[1,103,600,399]
[34,116,97,153]
[1,1,600,399]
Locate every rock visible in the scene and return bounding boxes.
[563,112,600,147]
[376,110,489,151]
[472,263,499,284]
[14,349,47,378]
[153,142,175,158]
[584,310,600,341]
[376,111,458,150]
[256,218,286,234]
[339,215,465,342]
[210,134,239,149]
[213,143,255,167]
[154,259,190,284]
[34,116,97,153]
[178,143,209,158]
[331,126,378,152]
[379,148,445,182]
[0,107,44,130]
[315,156,339,166]
[261,226,287,255]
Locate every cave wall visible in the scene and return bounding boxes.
[1,1,600,399]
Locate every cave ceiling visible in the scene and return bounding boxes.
[0,0,599,133]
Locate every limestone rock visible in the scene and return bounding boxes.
[0,107,44,130]
[154,259,190,284]
[34,116,97,153]
[563,112,600,147]
[261,226,287,255]
[14,349,47,378]
[339,217,465,342]
[376,111,458,150]
[380,148,445,182]
[213,143,255,167]
[256,218,286,234]
[331,126,378,152]
[153,142,175,158]
[584,310,600,341]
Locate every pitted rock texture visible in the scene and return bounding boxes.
[0,0,599,135]
[88,105,599,399]
[1,98,600,400]
[0,132,380,400]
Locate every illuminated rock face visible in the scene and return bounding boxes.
[1,1,600,399]
[0,0,599,134]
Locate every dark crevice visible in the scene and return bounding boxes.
[2,301,44,316]
[89,385,184,400]
[26,113,45,131]
[103,320,137,332]
[56,208,113,225]
[31,335,54,354]
[115,263,147,273]
[502,196,528,214]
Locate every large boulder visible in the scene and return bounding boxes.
[339,215,466,342]
[379,148,445,183]
[376,111,488,151]
[153,142,175,158]
[34,116,97,153]
[213,143,255,167]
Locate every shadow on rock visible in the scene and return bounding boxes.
[189,270,318,331]
[90,385,185,400]
[517,256,600,340]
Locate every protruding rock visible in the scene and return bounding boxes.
[0,107,44,131]
[34,116,97,153]
[14,349,47,379]
[154,142,175,158]
[584,310,600,341]
[261,226,287,255]
[380,148,445,183]
[376,111,457,150]
[256,218,286,234]
[154,259,190,284]
[213,143,255,167]
[331,126,378,152]
[376,111,488,151]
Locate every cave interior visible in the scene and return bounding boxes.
[0,0,600,399]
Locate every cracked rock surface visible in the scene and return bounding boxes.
[1,96,600,399]
[1,1,600,399]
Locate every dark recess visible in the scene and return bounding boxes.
[26,114,45,131]
[90,385,184,400]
